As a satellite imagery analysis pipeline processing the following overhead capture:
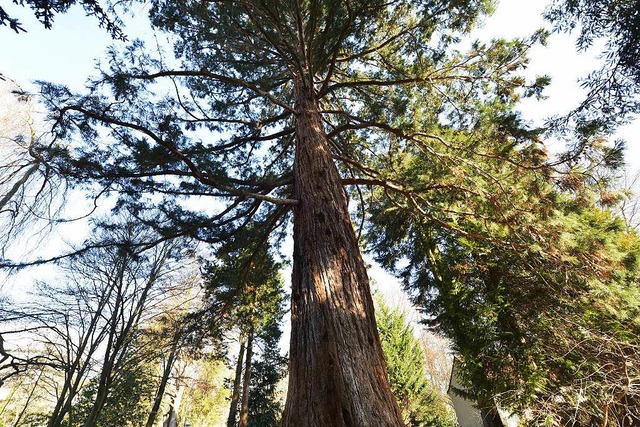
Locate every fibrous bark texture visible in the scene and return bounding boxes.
[227,332,246,427]
[239,327,253,427]
[282,82,403,427]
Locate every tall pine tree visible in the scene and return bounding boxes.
[376,301,456,427]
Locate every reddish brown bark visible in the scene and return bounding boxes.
[281,80,403,427]
[239,327,254,427]
[227,332,246,427]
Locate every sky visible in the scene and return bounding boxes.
[1,1,637,168]
[0,1,639,303]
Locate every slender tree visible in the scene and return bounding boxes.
[376,301,456,427]
[0,78,67,257]
[79,234,180,427]
[205,228,287,427]
[0,221,188,427]
[227,333,246,427]
[238,327,254,427]
[145,330,181,427]
[246,322,288,427]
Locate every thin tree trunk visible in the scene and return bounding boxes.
[227,331,247,427]
[83,248,159,427]
[48,322,107,427]
[146,335,180,427]
[12,367,43,426]
[0,163,38,213]
[162,384,185,427]
[173,383,185,424]
[82,357,114,427]
[48,257,125,427]
[0,379,21,417]
[47,376,70,427]
[282,80,403,426]
[238,327,254,427]
[82,280,123,427]
[49,361,84,427]
[47,332,95,427]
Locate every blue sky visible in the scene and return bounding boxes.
[0,3,147,89]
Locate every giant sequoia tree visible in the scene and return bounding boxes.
[20,0,613,425]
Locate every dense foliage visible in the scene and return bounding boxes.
[246,323,287,427]
[377,301,456,427]
[205,229,287,427]
[366,109,640,424]
[64,359,156,427]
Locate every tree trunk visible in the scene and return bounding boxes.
[47,263,119,427]
[239,327,254,427]
[227,331,247,427]
[82,296,121,427]
[146,335,180,427]
[47,373,72,427]
[281,80,403,426]
[161,383,185,427]
[162,405,177,427]
[0,162,38,212]
[82,357,114,427]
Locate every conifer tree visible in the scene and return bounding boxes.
[545,0,640,125]
[23,1,628,424]
[376,301,456,427]
[204,229,286,427]
[366,118,640,424]
[246,322,287,427]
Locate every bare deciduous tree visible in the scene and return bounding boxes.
[0,221,190,427]
[0,78,67,260]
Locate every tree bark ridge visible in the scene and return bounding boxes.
[282,81,403,427]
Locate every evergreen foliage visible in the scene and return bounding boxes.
[376,301,456,427]
[6,0,638,424]
[63,359,156,427]
[247,322,287,427]
[204,228,286,348]
[204,228,287,427]
[33,0,502,255]
[366,117,640,424]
